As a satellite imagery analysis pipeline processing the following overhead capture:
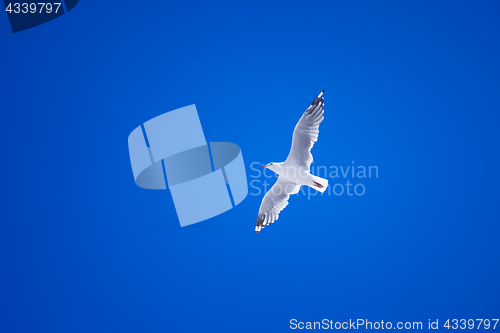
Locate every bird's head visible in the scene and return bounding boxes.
[261,162,282,173]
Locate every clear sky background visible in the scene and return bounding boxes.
[1,1,499,332]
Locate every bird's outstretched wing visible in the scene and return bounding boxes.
[255,177,301,233]
[285,89,325,172]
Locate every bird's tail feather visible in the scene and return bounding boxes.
[311,175,328,193]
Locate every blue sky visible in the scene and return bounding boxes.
[1,1,499,332]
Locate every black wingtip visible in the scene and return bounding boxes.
[307,90,324,112]
[316,89,325,99]
[255,213,265,233]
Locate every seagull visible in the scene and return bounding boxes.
[255,89,328,233]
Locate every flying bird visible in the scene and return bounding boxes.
[255,89,328,233]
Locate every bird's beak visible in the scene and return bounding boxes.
[261,164,267,168]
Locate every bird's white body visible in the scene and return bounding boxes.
[265,162,328,193]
